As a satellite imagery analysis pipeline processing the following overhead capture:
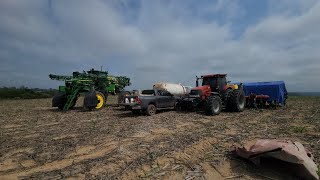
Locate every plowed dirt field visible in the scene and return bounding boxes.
[0,96,319,179]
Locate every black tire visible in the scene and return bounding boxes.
[84,91,98,110]
[177,98,190,111]
[52,92,67,110]
[224,89,233,112]
[175,101,187,111]
[174,101,179,111]
[131,109,140,115]
[229,89,246,112]
[145,104,156,116]
[204,96,222,115]
[124,106,130,111]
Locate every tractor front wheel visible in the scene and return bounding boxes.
[204,96,222,115]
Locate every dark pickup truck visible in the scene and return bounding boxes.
[119,89,178,116]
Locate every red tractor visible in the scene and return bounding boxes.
[177,74,246,115]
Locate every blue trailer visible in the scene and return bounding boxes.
[237,81,288,106]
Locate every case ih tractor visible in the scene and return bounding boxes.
[177,74,245,115]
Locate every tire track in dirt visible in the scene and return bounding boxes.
[1,97,320,179]
[119,137,219,179]
[0,115,208,179]
[0,140,119,179]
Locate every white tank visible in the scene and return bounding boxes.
[153,83,191,96]
[184,86,192,94]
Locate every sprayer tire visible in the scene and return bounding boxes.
[53,92,67,110]
[95,91,106,109]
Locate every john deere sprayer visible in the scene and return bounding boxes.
[49,68,131,110]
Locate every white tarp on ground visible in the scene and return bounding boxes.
[233,139,319,180]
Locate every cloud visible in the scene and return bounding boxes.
[0,0,319,91]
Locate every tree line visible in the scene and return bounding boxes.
[0,86,58,99]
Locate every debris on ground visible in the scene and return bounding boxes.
[232,139,319,180]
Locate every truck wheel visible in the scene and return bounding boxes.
[146,104,156,116]
[204,96,222,115]
[229,89,245,112]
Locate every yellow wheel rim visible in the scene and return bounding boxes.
[95,94,104,109]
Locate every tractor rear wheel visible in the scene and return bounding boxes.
[224,89,233,112]
[204,96,222,115]
[229,89,245,112]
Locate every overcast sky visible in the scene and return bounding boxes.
[0,0,319,91]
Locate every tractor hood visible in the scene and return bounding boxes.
[191,85,211,97]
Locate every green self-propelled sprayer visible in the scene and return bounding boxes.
[49,68,131,111]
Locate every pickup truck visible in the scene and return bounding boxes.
[119,89,178,116]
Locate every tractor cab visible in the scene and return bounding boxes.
[87,69,108,77]
[193,74,228,98]
[199,74,227,93]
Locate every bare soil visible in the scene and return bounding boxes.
[0,96,319,179]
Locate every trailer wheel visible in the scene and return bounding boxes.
[145,104,156,116]
[229,89,245,112]
[204,95,222,115]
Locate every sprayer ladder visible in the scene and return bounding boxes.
[63,87,80,110]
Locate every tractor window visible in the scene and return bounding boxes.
[190,90,201,96]
[202,78,217,87]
